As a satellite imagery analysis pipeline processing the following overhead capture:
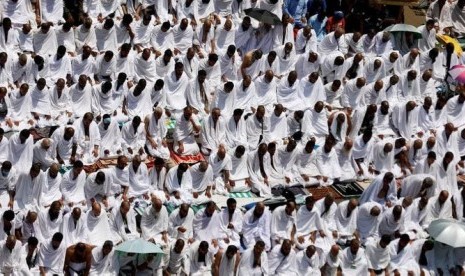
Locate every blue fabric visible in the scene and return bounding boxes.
[309,14,327,42]
[284,0,307,27]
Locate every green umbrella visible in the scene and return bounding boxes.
[383,23,423,40]
[244,8,281,25]
[115,239,165,254]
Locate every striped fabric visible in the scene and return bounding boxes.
[228,191,256,199]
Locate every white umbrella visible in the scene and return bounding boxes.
[428,219,465,247]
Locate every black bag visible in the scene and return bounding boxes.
[271,186,296,201]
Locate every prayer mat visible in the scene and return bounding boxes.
[169,150,205,165]
[332,182,364,199]
[84,160,106,174]
[30,127,47,141]
[228,191,256,198]
[98,157,119,167]
[286,186,308,196]
[307,186,343,201]
[134,201,149,216]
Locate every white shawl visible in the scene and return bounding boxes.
[365,239,390,270]
[40,170,63,206]
[55,27,76,52]
[128,162,151,197]
[168,207,194,240]
[132,53,157,82]
[212,88,236,117]
[356,202,382,241]
[400,174,436,199]
[225,115,247,148]
[69,82,93,117]
[201,115,227,151]
[74,25,97,51]
[126,86,152,119]
[49,86,72,118]
[109,204,138,242]
[61,169,86,204]
[189,163,213,192]
[271,205,296,241]
[84,171,112,202]
[30,86,51,115]
[90,246,114,275]
[140,205,169,241]
[38,239,66,274]
[186,78,211,113]
[98,120,122,155]
[237,247,269,276]
[15,171,45,210]
[295,206,325,237]
[378,206,405,236]
[294,54,321,80]
[60,212,89,247]
[164,71,189,111]
[242,206,271,250]
[172,23,194,54]
[276,78,301,111]
[7,133,34,171]
[298,75,325,110]
[192,208,220,242]
[49,54,72,83]
[121,123,145,151]
[234,80,256,112]
[301,109,329,138]
[253,75,277,109]
[335,200,358,238]
[37,208,63,242]
[268,246,297,275]
[446,95,465,128]
[359,172,397,205]
[8,88,33,121]
[164,165,193,195]
[33,28,58,56]
[85,208,112,246]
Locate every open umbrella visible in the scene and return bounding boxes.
[436,34,463,57]
[244,8,281,25]
[384,23,423,39]
[428,219,465,247]
[115,239,165,254]
[448,64,465,83]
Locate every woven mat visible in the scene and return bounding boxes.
[169,150,205,165]
[307,186,342,201]
[331,182,364,199]
[61,157,155,174]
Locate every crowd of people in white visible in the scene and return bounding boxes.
[0,0,465,275]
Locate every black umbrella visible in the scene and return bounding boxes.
[244,8,281,25]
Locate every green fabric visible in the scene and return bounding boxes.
[166,118,176,129]
[228,191,256,198]
[191,204,207,214]
[165,203,219,215]
[59,166,73,175]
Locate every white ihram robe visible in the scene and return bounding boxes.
[60,213,89,247]
[241,206,271,251]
